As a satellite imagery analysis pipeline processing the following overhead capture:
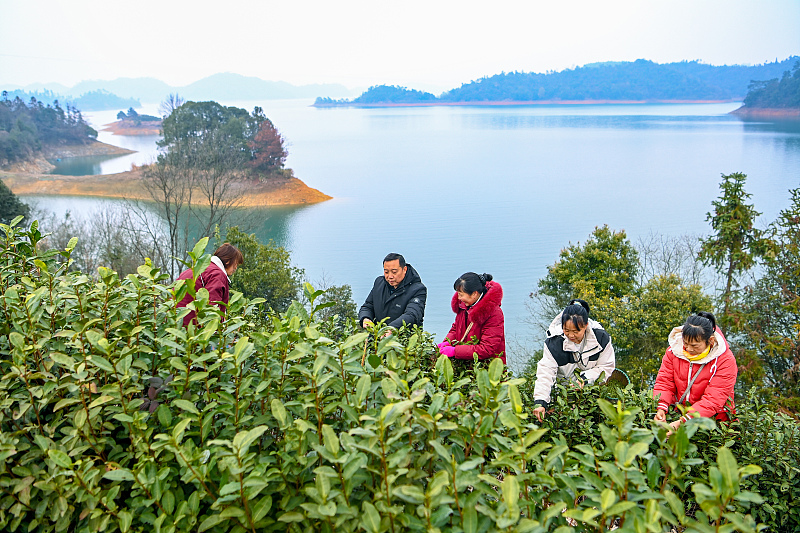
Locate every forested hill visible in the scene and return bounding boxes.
[736,60,800,111]
[315,57,798,106]
[0,96,97,167]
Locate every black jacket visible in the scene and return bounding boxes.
[358,264,426,329]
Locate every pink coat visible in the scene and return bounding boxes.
[653,326,737,421]
[176,261,230,326]
[445,281,506,364]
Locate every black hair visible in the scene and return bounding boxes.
[561,299,590,330]
[454,272,493,294]
[383,253,406,268]
[682,311,717,344]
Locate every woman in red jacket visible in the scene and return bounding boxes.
[176,243,243,326]
[653,311,737,433]
[438,273,505,364]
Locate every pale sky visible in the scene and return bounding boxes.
[2,0,798,92]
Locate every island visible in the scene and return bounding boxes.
[102,108,162,136]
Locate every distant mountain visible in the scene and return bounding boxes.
[180,73,352,101]
[70,78,172,102]
[317,57,799,106]
[8,82,71,95]
[5,75,354,108]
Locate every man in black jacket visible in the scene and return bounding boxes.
[359,253,426,331]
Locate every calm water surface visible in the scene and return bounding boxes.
[35,101,800,369]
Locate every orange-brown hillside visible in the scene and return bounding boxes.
[2,167,331,206]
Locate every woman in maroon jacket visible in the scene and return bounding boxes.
[438,273,505,364]
[176,243,243,326]
[653,311,737,433]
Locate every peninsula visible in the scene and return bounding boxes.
[1,167,331,206]
[730,60,800,118]
[1,97,331,206]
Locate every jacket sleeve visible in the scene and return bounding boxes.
[358,280,377,327]
[686,351,738,419]
[388,284,426,329]
[581,342,615,383]
[533,342,559,407]
[204,269,229,313]
[652,349,677,411]
[453,308,504,360]
[445,319,458,342]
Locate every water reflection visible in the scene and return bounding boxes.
[21,195,306,252]
[47,155,124,176]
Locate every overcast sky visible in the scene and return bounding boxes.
[2,0,798,92]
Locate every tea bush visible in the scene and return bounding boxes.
[0,217,797,533]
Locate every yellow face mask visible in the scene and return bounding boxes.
[683,344,711,361]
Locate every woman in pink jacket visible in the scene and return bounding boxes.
[176,243,243,326]
[438,273,505,364]
[653,311,737,433]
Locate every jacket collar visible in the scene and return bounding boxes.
[450,281,503,324]
[210,256,231,283]
[387,264,421,292]
[668,326,727,364]
[546,312,605,352]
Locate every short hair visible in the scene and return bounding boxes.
[454,272,493,294]
[682,312,717,344]
[214,243,244,269]
[383,253,406,268]
[561,299,590,330]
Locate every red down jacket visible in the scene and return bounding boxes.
[445,281,506,364]
[176,257,230,326]
[653,326,737,421]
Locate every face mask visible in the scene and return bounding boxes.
[683,344,711,361]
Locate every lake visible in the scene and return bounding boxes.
[33,100,800,370]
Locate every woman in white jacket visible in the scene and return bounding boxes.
[533,299,616,422]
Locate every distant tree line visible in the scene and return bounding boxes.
[317,57,799,105]
[741,61,800,109]
[2,88,139,112]
[0,94,97,166]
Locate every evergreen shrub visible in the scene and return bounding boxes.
[0,217,796,533]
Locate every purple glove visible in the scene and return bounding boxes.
[439,345,455,357]
[437,341,450,351]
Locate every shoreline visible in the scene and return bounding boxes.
[2,139,330,206]
[313,98,742,108]
[2,140,135,173]
[729,107,800,118]
[1,167,332,207]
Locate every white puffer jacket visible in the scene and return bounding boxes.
[533,312,616,407]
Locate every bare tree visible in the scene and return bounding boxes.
[636,231,708,287]
[138,156,196,279]
[158,93,185,119]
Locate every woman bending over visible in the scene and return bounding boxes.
[533,299,616,421]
